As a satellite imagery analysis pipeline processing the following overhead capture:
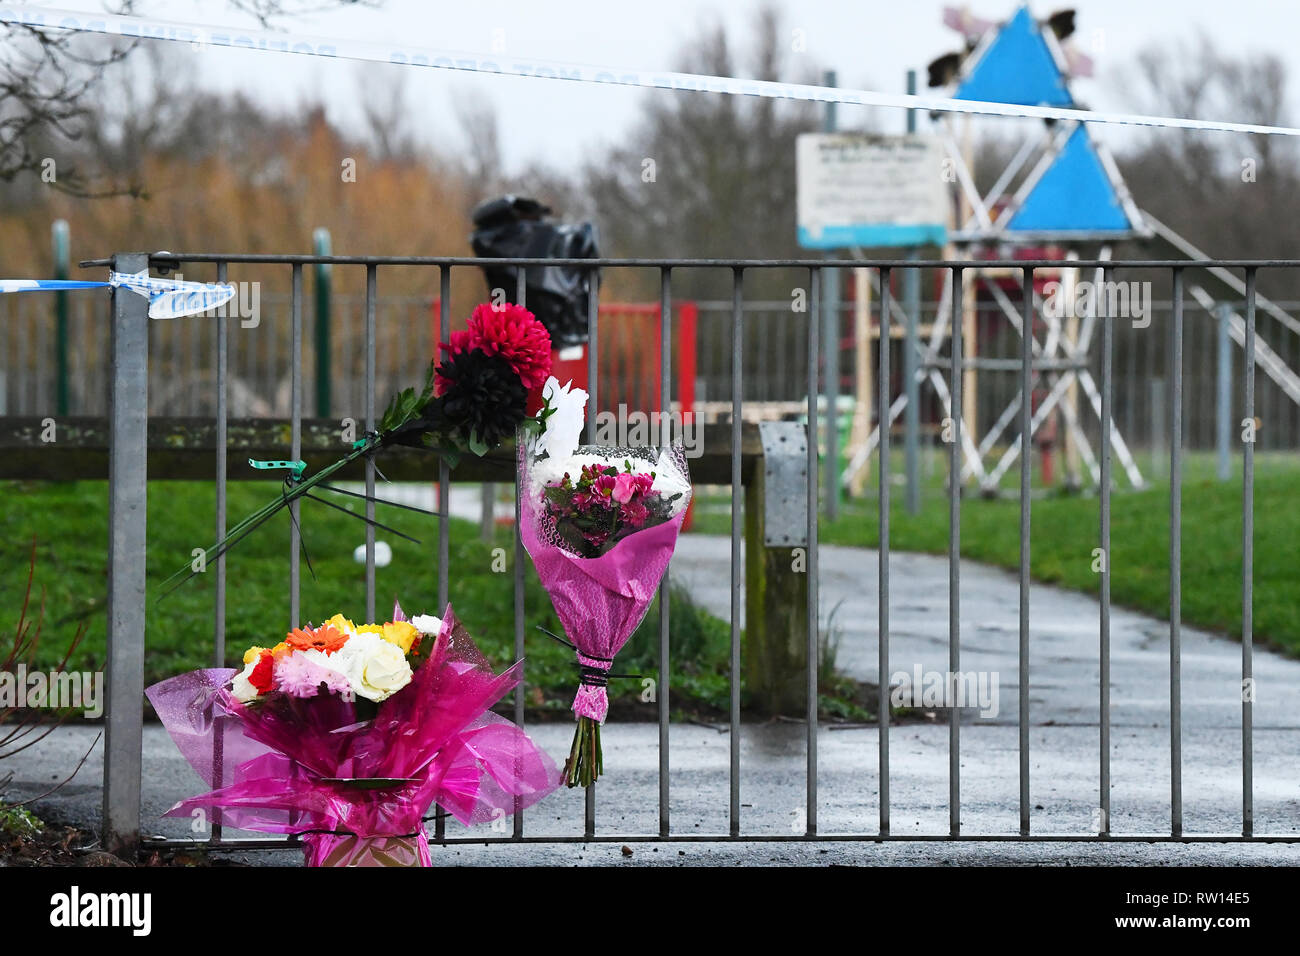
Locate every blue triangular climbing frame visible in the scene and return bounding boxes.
[1007,126,1134,233]
[955,5,1073,107]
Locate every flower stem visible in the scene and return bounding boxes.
[563,716,603,789]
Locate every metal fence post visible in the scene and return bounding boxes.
[102,251,149,857]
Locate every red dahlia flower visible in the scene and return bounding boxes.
[436,303,552,397]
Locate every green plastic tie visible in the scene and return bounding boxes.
[248,458,307,480]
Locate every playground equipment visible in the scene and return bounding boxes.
[842,4,1300,495]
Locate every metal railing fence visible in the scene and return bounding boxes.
[85,251,1290,852]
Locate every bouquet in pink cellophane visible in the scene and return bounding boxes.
[520,377,692,787]
[146,603,559,866]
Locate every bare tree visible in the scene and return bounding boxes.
[0,14,137,195]
[582,4,824,294]
[226,0,379,27]
[453,86,504,198]
[1116,32,1300,286]
[360,65,417,162]
[0,0,381,195]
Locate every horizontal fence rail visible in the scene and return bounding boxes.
[75,252,1292,852]
[8,292,1298,455]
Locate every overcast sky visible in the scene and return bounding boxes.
[49,0,1300,172]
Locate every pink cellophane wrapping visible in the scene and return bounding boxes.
[146,606,560,866]
[520,443,692,723]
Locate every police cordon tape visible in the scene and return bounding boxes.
[7,4,1300,138]
[0,271,237,319]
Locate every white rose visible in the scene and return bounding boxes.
[356,640,413,702]
[230,659,260,703]
[331,632,412,702]
[410,614,442,636]
[534,376,588,463]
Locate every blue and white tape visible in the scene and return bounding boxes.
[0,270,236,319]
[5,5,1300,138]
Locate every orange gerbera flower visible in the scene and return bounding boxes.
[285,624,349,655]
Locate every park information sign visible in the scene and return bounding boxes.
[796,133,949,249]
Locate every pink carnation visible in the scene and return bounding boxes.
[274,652,351,699]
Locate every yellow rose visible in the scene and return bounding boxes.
[324,613,357,635]
[242,645,267,665]
[355,623,384,636]
[380,621,419,654]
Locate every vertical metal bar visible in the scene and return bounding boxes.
[1099,266,1113,837]
[435,266,450,844]
[876,266,891,836]
[290,264,303,629]
[1169,268,1183,837]
[729,266,744,838]
[211,260,229,844]
[102,251,149,857]
[948,266,962,837]
[1019,267,1033,837]
[364,265,377,624]
[658,266,672,838]
[1242,268,1256,838]
[808,292,830,833]
[437,267,451,614]
[514,267,528,840]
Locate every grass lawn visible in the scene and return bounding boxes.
[691,449,1300,656]
[0,480,739,718]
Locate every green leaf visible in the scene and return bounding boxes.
[379,385,419,433]
[419,359,437,406]
[467,430,490,457]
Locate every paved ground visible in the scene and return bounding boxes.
[4,487,1297,864]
